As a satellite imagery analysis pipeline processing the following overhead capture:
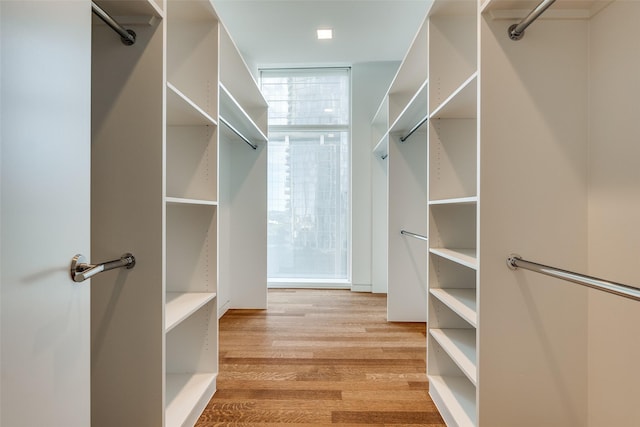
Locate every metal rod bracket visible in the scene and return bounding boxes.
[508,24,525,41]
[508,0,556,41]
[506,253,522,270]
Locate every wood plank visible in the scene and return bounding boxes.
[195,289,445,426]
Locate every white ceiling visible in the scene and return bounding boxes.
[212,0,431,69]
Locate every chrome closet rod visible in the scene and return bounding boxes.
[220,116,258,150]
[508,0,556,41]
[507,254,640,302]
[400,230,428,242]
[91,2,136,46]
[399,115,429,142]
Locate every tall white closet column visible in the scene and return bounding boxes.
[371,18,429,322]
[91,0,267,425]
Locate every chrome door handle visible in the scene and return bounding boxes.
[70,253,135,282]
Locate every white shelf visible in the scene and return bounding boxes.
[373,134,389,159]
[430,288,477,327]
[430,248,477,270]
[166,82,217,126]
[389,78,429,136]
[429,196,478,206]
[219,83,268,144]
[165,197,218,206]
[430,329,477,385]
[96,0,164,19]
[429,375,476,427]
[165,372,217,427]
[165,292,217,332]
[430,72,477,119]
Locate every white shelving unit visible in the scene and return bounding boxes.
[384,0,640,425]
[370,17,429,321]
[91,0,267,425]
[217,24,269,315]
[165,0,219,424]
[426,0,478,423]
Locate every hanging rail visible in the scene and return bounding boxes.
[400,115,429,142]
[71,253,136,283]
[506,254,640,302]
[508,0,556,41]
[92,2,136,46]
[220,116,258,150]
[400,230,428,242]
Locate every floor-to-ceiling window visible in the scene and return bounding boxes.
[261,68,351,285]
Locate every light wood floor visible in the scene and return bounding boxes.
[195,289,445,426]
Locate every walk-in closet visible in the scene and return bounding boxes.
[2,0,639,426]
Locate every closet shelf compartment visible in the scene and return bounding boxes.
[430,72,477,119]
[389,79,429,136]
[165,292,217,332]
[430,248,477,270]
[219,83,268,144]
[167,82,217,126]
[165,372,217,427]
[429,196,477,206]
[165,196,218,206]
[430,288,477,327]
[96,0,164,19]
[429,375,477,427]
[430,329,477,385]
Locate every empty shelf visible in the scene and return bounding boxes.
[165,372,217,427]
[429,196,478,206]
[429,375,476,427]
[167,82,217,126]
[430,73,477,119]
[165,292,217,332]
[165,196,218,206]
[430,248,477,270]
[430,328,477,384]
[430,288,477,327]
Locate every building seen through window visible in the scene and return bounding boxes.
[261,68,350,281]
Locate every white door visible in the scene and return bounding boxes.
[1,1,91,426]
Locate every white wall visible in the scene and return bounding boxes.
[351,61,399,290]
[588,2,640,425]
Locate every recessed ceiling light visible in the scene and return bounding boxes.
[317,29,333,40]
